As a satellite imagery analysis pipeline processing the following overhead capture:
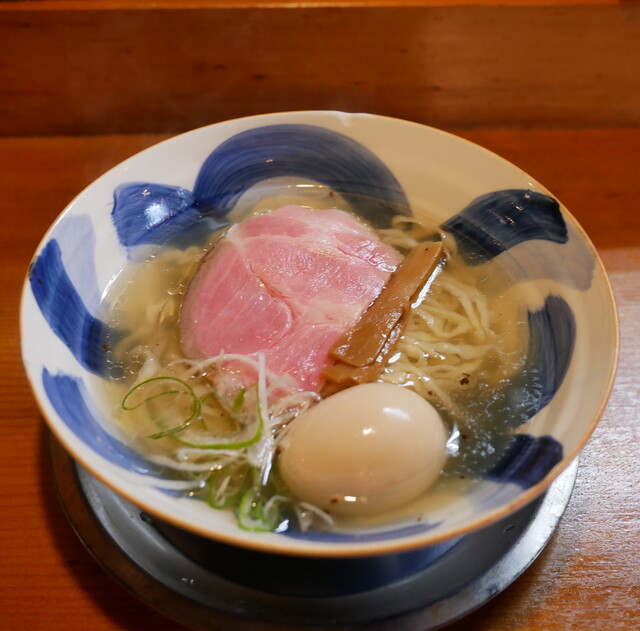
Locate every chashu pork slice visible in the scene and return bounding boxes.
[179,205,401,391]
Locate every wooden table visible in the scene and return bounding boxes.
[1,127,638,631]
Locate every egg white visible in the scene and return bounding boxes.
[278,382,448,516]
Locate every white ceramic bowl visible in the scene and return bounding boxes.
[21,111,617,558]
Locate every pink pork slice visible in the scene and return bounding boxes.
[179,205,402,391]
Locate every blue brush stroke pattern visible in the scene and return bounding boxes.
[523,294,576,411]
[56,215,101,309]
[486,434,563,488]
[479,294,577,434]
[112,183,216,249]
[441,189,567,265]
[192,124,410,227]
[29,240,112,376]
[111,124,410,249]
[42,369,162,476]
[474,294,574,487]
[503,222,595,291]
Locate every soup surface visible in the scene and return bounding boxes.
[101,183,532,532]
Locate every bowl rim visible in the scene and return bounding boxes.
[20,110,620,558]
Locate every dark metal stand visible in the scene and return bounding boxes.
[50,435,578,630]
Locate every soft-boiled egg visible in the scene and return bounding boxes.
[278,382,448,516]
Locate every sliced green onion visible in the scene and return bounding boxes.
[208,463,252,510]
[232,388,246,411]
[147,414,200,439]
[121,376,201,439]
[175,404,264,449]
[122,376,192,411]
[174,392,264,450]
[237,486,282,532]
[124,389,182,406]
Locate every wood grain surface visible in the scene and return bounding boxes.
[0,0,629,9]
[1,127,638,630]
[1,3,639,136]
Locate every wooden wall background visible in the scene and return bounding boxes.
[1,1,639,137]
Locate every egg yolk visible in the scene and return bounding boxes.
[278,382,448,517]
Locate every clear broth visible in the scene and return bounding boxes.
[101,182,535,530]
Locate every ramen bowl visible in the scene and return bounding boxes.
[21,111,617,564]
